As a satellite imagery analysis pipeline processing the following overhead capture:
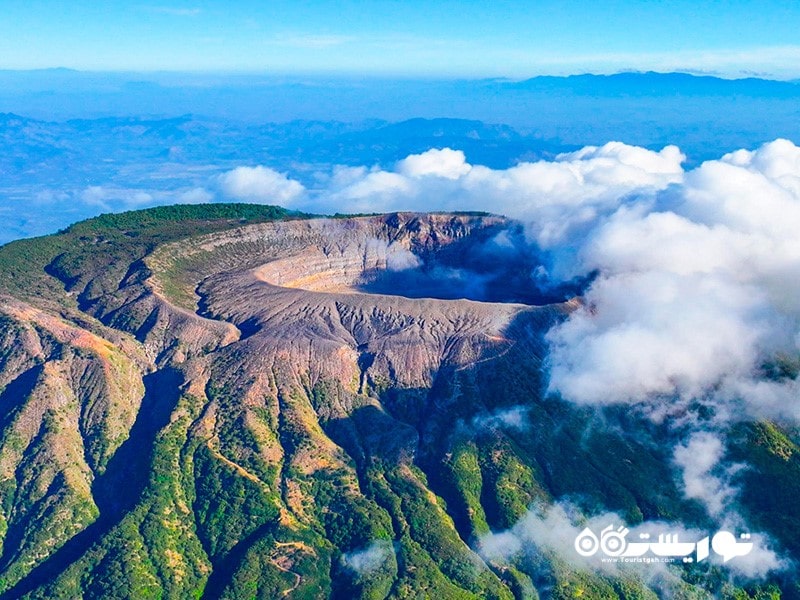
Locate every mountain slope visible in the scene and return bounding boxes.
[0,204,796,599]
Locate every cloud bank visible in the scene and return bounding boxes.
[546,139,800,424]
[673,432,737,518]
[307,145,684,249]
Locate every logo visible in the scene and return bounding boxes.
[574,525,753,564]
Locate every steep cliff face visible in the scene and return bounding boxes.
[0,206,795,599]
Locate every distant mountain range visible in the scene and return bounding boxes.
[0,69,796,159]
[508,71,800,96]
[1,68,799,122]
[3,68,799,95]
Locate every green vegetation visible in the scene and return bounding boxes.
[444,442,491,538]
[731,421,800,559]
[0,203,307,304]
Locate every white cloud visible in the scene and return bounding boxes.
[218,165,305,205]
[467,407,530,432]
[542,139,800,422]
[341,540,394,575]
[728,378,800,423]
[546,271,774,409]
[480,502,700,587]
[312,142,683,248]
[684,142,800,240]
[673,432,736,518]
[397,148,472,180]
[336,170,411,204]
[363,237,421,271]
[80,185,154,209]
[480,501,784,584]
[719,531,786,579]
[177,186,214,204]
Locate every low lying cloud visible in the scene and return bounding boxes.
[397,147,473,179]
[81,185,153,208]
[545,139,800,425]
[546,271,775,411]
[480,501,784,586]
[464,406,530,434]
[341,540,395,575]
[673,432,737,518]
[715,531,787,580]
[362,237,421,272]
[218,165,305,204]
[479,502,692,592]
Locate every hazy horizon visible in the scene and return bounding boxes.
[4,1,800,79]
[2,66,799,79]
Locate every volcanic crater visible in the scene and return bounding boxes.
[244,213,567,305]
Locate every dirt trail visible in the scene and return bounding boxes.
[270,541,317,597]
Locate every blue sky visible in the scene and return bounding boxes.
[1,1,800,77]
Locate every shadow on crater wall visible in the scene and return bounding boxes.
[356,223,591,305]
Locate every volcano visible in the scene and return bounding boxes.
[0,205,796,599]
